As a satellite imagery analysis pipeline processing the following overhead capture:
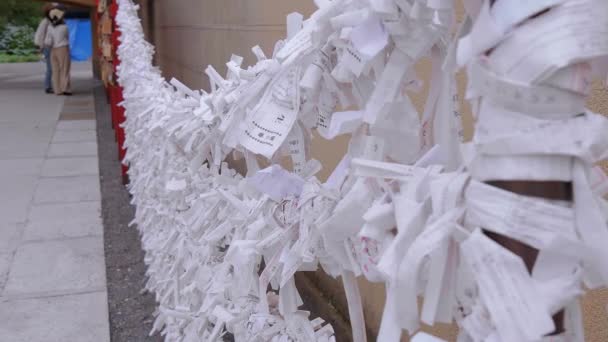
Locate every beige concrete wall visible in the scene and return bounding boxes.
[584,81,608,342]
[141,0,608,340]
[148,0,317,89]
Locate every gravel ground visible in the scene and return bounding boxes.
[94,85,162,342]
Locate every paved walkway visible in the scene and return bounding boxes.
[0,62,110,341]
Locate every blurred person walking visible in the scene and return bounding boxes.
[34,4,55,94]
[45,8,72,96]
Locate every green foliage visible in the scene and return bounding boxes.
[0,1,43,57]
[0,24,38,56]
[0,53,40,63]
[0,1,43,30]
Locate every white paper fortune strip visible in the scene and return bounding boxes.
[114,0,608,341]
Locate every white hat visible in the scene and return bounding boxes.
[49,8,65,22]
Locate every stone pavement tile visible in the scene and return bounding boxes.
[0,158,43,176]
[0,89,63,125]
[51,129,97,143]
[0,253,11,291]
[0,291,110,342]
[64,95,93,104]
[61,104,94,113]
[0,176,38,223]
[0,123,55,159]
[23,202,102,241]
[33,176,100,204]
[47,142,98,157]
[64,102,94,110]
[56,120,96,131]
[59,111,96,121]
[3,237,105,296]
[0,223,21,253]
[40,157,99,177]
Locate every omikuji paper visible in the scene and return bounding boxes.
[114,0,608,341]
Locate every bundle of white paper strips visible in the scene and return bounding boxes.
[453,1,608,341]
[114,0,608,341]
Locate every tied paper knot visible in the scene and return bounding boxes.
[114,0,608,341]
